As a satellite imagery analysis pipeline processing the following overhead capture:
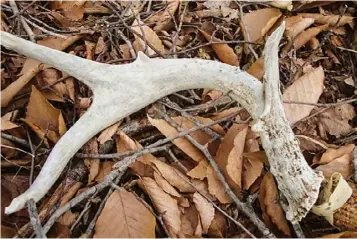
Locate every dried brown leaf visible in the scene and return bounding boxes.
[94,189,156,238]
[208,210,226,238]
[193,192,215,234]
[313,144,355,165]
[318,104,356,137]
[293,24,329,50]
[151,159,195,193]
[153,171,181,198]
[206,165,232,204]
[1,225,16,238]
[283,66,325,124]
[83,138,100,184]
[25,86,65,143]
[316,154,353,179]
[187,160,208,180]
[200,30,239,66]
[97,122,121,145]
[51,1,84,21]
[285,16,315,39]
[1,117,19,131]
[241,8,282,42]
[259,172,291,236]
[139,177,181,236]
[95,161,115,183]
[131,19,165,55]
[180,205,201,237]
[300,13,354,27]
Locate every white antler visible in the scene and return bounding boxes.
[1,23,323,222]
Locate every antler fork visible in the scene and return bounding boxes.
[1,23,323,223]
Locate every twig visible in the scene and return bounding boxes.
[283,98,357,107]
[27,199,46,238]
[337,46,357,54]
[26,128,35,184]
[9,0,35,42]
[23,18,66,38]
[155,107,274,238]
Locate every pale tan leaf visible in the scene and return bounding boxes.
[206,163,232,204]
[95,36,106,55]
[58,112,67,137]
[293,24,329,50]
[259,172,291,236]
[283,66,325,124]
[285,16,315,39]
[154,171,181,198]
[139,177,181,235]
[313,144,355,165]
[94,189,156,238]
[97,122,121,145]
[316,154,353,179]
[243,157,263,190]
[267,1,293,10]
[58,211,77,227]
[193,192,215,234]
[241,8,282,42]
[1,117,19,131]
[318,104,356,137]
[187,160,208,180]
[300,13,354,27]
[200,30,239,66]
[131,19,165,55]
[151,159,195,193]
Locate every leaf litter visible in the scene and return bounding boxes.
[1,1,356,238]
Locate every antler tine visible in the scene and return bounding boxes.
[0,31,111,90]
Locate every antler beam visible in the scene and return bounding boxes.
[1,23,323,223]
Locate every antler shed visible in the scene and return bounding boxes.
[1,23,323,223]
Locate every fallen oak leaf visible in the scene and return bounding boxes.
[94,188,156,238]
[283,66,325,125]
[199,30,239,66]
[193,192,215,234]
[285,15,315,39]
[139,177,181,236]
[259,172,291,236]
[300,13,354,27]
[241,8,282,43]
[292,24,329,50]
[313,144,355,166]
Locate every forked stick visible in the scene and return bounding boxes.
[1,23,323,223]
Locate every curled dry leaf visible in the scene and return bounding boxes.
[241,8,282,43]
[293,24,329,50]
[316,153,353,179]
[146,0,180,31]
[193,192,215,234]
[300,13,354,27]
[200,30,239,66]
[313,144,355,165]
[51,0,85,21]
[285,15,315,39]
[283,66,325,125]
[24,86,67,143]
[39,68,68,98]
[259,172,291,236]
[94,189,156,238]
[131,19,166,55]
[139,177,181,236]
[318,104,356,137]
[312,172,352,226]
